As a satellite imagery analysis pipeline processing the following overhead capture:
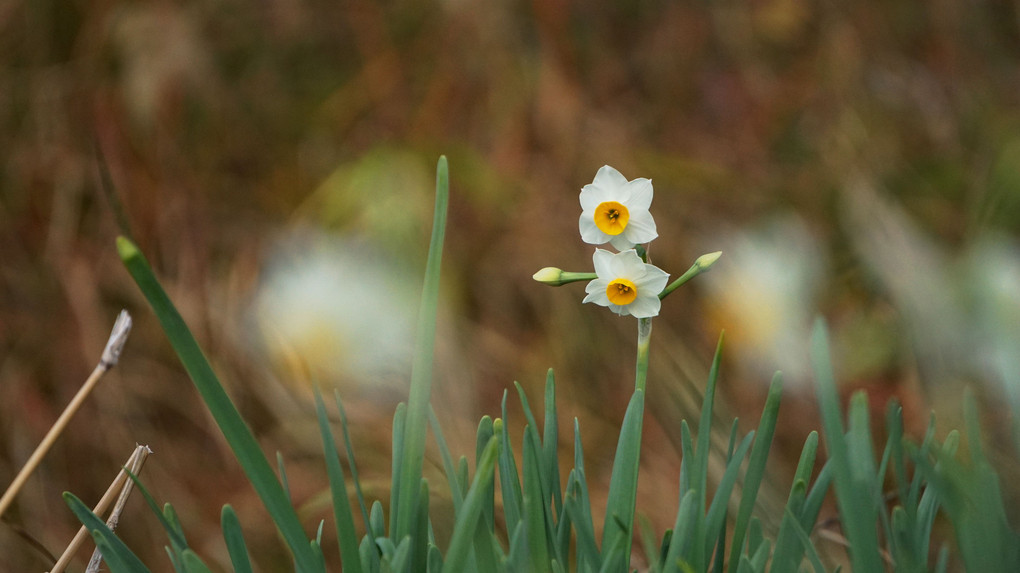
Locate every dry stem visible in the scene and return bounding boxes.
[0,310,131,520]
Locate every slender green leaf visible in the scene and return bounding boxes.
[428,407,464,515]
[390,402,406,539]
[181,550,213,573]
[117,237,320,572]
[427,545,444,573]
[335,390,372,530]
[783,506,826,573]
[810,319,882,572]
[565,469,600,570]
[442,436,499,573]
[497,396,523,535]
[729,373,782,572]
[221,505,254,573]
[395,157,449,543]
[64,492,150,573]
[313,387,363,573]
[690,335,724,570]
[663,489,698,573]
[523,425,552,571]
[411,479,431,572]
[703,432,754,565]
[542,369,562,515]
[475,415,496,531]
[600,388,645,566]
[361,534,381,573]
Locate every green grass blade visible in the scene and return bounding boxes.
[428,406,464,515]
[117,237,319,572]
[600,388,645,565]
[748,538,770,573]
[278,452,291,504]
[770,480,806,573]
[783,506,826,573]
[662,489,698,573]
[793,432,818,490]
[412,479,431,571]
[395,156,449,544]
[442,436,500,573]
[162,504,189,561]
[686,333,724,571]
[679,420,693,495]
[428,544,444,573]
[313,388,363,573]
[571,418,598,560]
[800,460,832,530]
[181,550,214,573]
[523,424,553,570]
[334,390,372,531]
[703,431,754,565]
[475,416,496,532]
[565,469,601,570]
[728,373,782,572]
[64,492,151,573]
[471,517,500,573]
[120,468,187,554]
[542,369,562,515]
[497,394,523,535]
[810,319,882,572]
[361,534,381,573]
[390,402,407,538]
[221,505,254,573]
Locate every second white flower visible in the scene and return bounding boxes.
[583,249,669,318]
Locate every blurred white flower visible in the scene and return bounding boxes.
[250,231,417,393]
[583,249,669,318]
[579,166,658,250]
[703,216,825,386]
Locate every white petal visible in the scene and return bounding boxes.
[583,281,610,306]
[625,178,653,210]
[579,213,610,245]
[593,165,629,189]
[579,183,611,211]
[591,249,616,277]
[635,265,669,294]
[627,295,661,318]
[609,234,636,251]
[584,277,608,296]
[612,249,647,278]
[606,249,639,277]
[623,211,658,244]
[608,303,629,316]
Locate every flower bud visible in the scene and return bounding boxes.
[533,267,565,285]
[695,251,722,271]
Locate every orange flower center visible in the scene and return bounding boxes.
[606,278,637,305]
[594,201,629,236]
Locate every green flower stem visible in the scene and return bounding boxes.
[635,317,651,392]
[601,316,652,564]
[559,271,597,282]
[658,251,722,300]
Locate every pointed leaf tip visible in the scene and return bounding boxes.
[116,236,141,261]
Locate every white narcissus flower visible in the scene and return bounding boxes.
[583,249,669,318]
[579,165,658,250]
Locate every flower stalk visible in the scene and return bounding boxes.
[635,317,652,392]
[658,251,722,300]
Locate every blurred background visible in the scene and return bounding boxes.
[3,0,1020,570]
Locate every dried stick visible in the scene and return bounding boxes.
[48,444,152,573]
[84,444,151,573]
[0,310,132,520]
